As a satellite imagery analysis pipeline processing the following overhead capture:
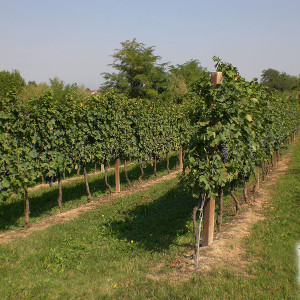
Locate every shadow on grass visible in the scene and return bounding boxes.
[286,167,300,176]
[105,183,195,252]
[0,155,178,231]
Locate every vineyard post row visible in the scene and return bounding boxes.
[112,149,184,193]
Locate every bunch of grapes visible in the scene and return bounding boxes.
[244,176,250,182]
[264,140,270,151]
[219,143,229,164]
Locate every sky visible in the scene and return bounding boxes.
[0,0,299,89]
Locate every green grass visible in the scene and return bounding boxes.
[0,154,178,231]
[0,178,196,299]
[0,140,299,299]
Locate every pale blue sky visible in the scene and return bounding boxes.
[1,0,299,89]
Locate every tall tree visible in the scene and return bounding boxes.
[101,39,168,101]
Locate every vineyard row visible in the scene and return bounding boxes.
[1,59,300,228]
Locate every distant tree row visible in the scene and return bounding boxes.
[261,68,300,92]
[1,40,299,102]
[100,38,205,105]
[0,71,90,103]
[101,39,300,101]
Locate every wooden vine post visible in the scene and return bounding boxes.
[202,71,222,246]
[211,71,223,89]
[100,163,105,173]
[115,158,121,192]
[202,196,215,246]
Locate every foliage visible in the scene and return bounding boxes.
[1,55,300,225]
[101,39,168,102]
[19,82,49,102]
[166,74,188,104]
[28,91,76,179]
[0,92,39,201]
[183,57,300,197]
[50,77,90,102]
[170,59,205,88]
[261,68,300,91]
[0,70,25,98]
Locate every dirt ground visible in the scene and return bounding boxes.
[0,150,293,280]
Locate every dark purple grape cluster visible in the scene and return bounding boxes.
[219,143,229,163]
[245,176,249,182]
[264,140,269,150]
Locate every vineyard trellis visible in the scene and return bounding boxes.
[1,58,300,257]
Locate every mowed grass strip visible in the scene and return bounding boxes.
[0,140,299,299]
[0,176,196,299]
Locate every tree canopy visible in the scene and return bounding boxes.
[166,59,205,104]
[169,59,205,88]
[261,68,300,91]
[101,39,168,101]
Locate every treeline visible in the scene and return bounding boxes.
[1,39,300,229]
[261,68,300,92]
